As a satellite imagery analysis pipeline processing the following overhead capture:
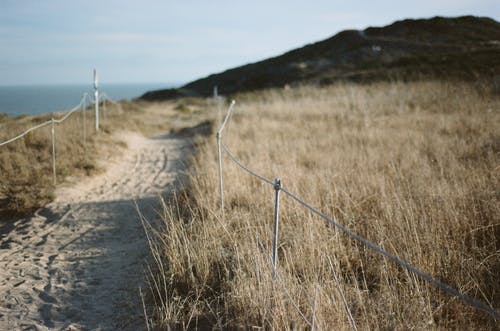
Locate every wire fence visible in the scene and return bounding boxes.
[0,90,121,185]
[215,100,500,320]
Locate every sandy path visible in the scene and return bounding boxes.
[0,131,191,330]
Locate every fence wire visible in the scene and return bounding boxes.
[53,94,87,124]
[280,187,500,319]
[0,94,88,147]
[0,92,123,148]
[221,142,275,186]
[0,120,53,147]
[1,91,123,186]
[101,93,122,108]
[217,104,500,320]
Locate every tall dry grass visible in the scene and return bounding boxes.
[0,98,187,215]
[146,81,499,329]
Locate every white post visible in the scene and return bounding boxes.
[82,95,86,146]
[217,98,222,129]
[272,178,281,278]
[94,68,99,130]
[216,100,235,214]
[216,131,224,212]
[51,118,56,185]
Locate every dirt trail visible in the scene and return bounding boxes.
[0,131,191,330]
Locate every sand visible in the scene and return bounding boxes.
[0,131,191,330]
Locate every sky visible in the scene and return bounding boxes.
[0,0,498,86]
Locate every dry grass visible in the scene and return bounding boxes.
[0,97,209,215]
[1,105,101,213]
[146,81,499,329]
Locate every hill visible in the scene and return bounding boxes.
[140,16,500,100]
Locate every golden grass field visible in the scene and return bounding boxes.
[146,81,499,329]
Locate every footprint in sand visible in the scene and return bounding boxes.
[0,130,193,330]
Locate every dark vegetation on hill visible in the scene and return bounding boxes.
[140,15,500,100]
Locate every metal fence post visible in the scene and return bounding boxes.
[272,178,281,278]
[217,97,222,129]
[51,118,56,185]
[94,68,99,131]
[82,95,86,146]
[216,100,235,214]
[216,131,224,212]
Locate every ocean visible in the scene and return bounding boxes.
[0,83,177,116]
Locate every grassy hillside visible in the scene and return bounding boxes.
[141,16,500,100]
[145,81,499,329]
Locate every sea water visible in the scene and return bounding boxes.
[0,83,177,116]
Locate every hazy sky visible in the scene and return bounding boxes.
[1,0,498,86]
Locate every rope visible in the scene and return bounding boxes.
[0,120,52,146]
[53,95,86,124]
[100,92,123,112]
[100,92,118,105]
[279,186,500,319]
[221,141,275,186]
[217,100,499,319]
[84,93,94,104]
[217,100,236,135]
[0,94,87,147]
[100,92,112,103]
